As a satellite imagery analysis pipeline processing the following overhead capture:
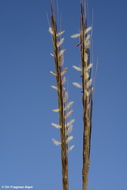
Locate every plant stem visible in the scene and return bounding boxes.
[50,3,69,190]
[80,2,93,190]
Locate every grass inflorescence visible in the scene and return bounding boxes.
[71,0,93,190]
[49,0,94,190]
[49,2,75,190]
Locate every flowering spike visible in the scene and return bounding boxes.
[70,2,93,189]
[49,6,70,190]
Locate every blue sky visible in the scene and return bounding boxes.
[0,0,127,190]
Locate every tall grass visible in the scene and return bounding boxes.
[49,1,74,190]
[80,3,93,190]
[71,1,93,189]
[49,1,93,190]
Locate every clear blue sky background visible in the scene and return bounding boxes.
[0,0,127,190]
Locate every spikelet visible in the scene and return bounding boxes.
[52,109,60,112]
[66,125,73,135]
[89,87,94,96]
[85,39,90,49]
[85,26,92,34]
[85,34,91,42]
[66,136,73,144]
[72,82,82,89]
[49,27,54,35]
[70,33,80,38]
[86,79,92,88]
[72,65,82,72]
[64,101,74,111]
[84,52,88,63]
[66,119,75,127]
[60,54,64,66]
[65,110,74,119]
[84,71,89,80]
[87,63,93,71]
[52,138,61,145]
[61,68,68,76]
[57,38,64,48]
[67,145,75,153]
[56,30,65,37]
[62,76,66,85]
[63,91,68,103]
[50,53,54,57]
[85,89,90,97]
[51,85,58,91]
[50,71,57,77]
[58,49,66,57]
[51,123,61,129]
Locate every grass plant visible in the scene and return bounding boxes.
[71,1,93,190]
[49,1,93,190]
[49,1,74,190]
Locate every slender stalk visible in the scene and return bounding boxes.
[49,2,71,190]
[80,2,93,190]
